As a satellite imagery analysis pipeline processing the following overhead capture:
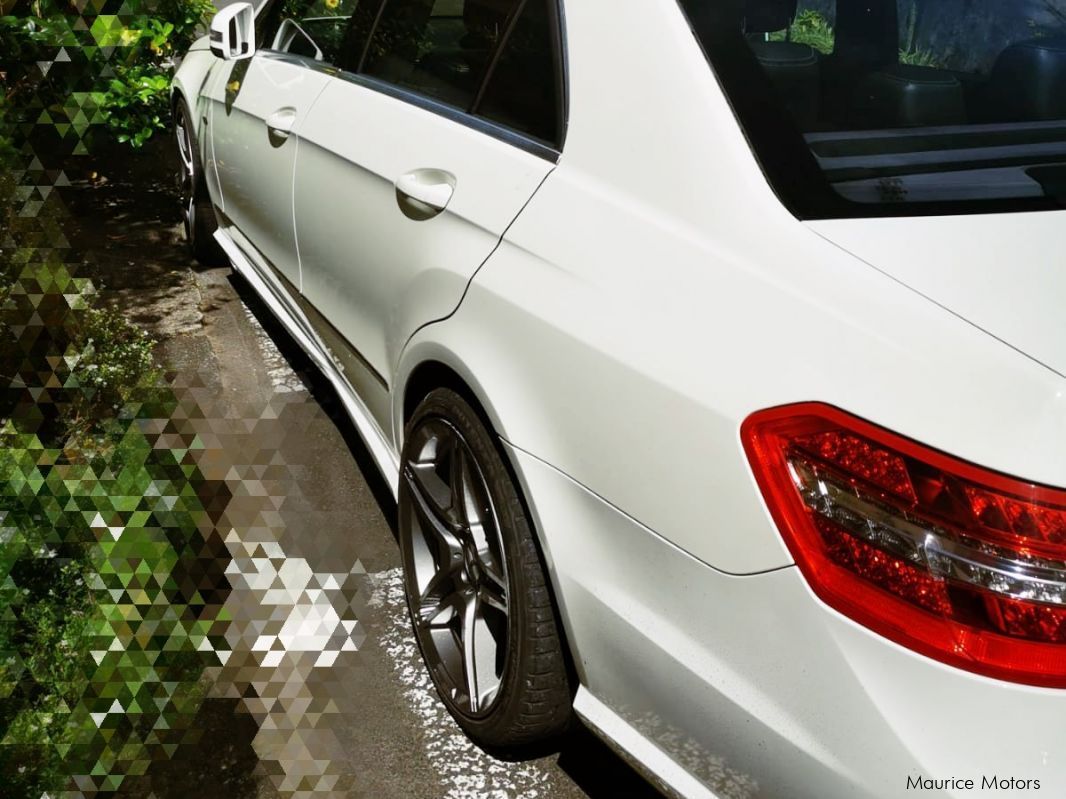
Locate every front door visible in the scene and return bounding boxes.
[207,0,358,287]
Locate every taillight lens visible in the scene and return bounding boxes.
[742,403,1066,687]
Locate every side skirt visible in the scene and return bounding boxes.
[574,688,720,799]
[214,228,401,496]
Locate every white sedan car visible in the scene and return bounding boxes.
[173,0,1066,795]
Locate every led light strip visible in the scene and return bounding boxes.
[789,455,1066,607]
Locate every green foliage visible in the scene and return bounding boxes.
[99,64,172,148]
[0,253,159,450]
[899,47,943,67]
[0,11,77,62]
[0,405,222,795]
[0,102,15,202]
[159,0,217,46]
[0,14,44,68]
[0,557,94,797]
[96,0,214,147]
[769,9,945,68]
[770,9,836,55]
[0,0,215,151]
[1,5,79,110]
[0,1,224,792]
[0,191,220,794]
[66,305,158,442]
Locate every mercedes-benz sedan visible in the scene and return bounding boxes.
[173,0,1066,795]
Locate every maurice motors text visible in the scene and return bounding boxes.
[906,775,1040,791]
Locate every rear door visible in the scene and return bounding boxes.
[293,0,566,419]
[207,0,358,286]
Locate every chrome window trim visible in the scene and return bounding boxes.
[336,70,562,162]
[252,0,568,162]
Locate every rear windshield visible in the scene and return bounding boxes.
[679,0,1066,218]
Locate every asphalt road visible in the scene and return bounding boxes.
[62,140,663,799]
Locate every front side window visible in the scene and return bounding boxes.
[681,0,1066,217]
[259,0,360,65]
[362,0,518,109]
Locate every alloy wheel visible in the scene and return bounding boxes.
[401,417,510,716]
[175,114,196,242]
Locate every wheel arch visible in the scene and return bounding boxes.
[170,48,218,136]
[170,83,188,114]
[402,360,479,430]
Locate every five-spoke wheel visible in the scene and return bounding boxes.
[404,417,510,714]
[399,388,573,747]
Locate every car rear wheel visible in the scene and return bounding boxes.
[399,388,573,748]
[174,99,225,266]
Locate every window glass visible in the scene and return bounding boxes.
[260,0,360,65]
[339,0,386,71]
[681,0,1066,215]
[759,2,998,68]
[475,0,560,145]
[362,0,517,109]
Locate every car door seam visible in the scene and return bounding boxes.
[292,73,334,294]
[394,164,558,375]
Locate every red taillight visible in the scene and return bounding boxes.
[742,403,1066,687]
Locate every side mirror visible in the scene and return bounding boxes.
[210,3,256,61]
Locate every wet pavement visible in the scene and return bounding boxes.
[61,141,662,799]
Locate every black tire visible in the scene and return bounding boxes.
[399,388,573,748]
[174,99,225,266]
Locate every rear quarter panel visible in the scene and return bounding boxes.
[396,0,1066,575]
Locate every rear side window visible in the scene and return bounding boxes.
[339,0,385,70]
[362,0,517,109]
[475,0,561,146]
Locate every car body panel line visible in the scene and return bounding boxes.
[806,218,1066,382]
[501,435,795,580]
[290,70,333,293]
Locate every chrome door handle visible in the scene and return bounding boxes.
[395,169,456,219]
[265,107,297,141]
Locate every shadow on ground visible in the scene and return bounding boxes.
[117,700,273,799]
